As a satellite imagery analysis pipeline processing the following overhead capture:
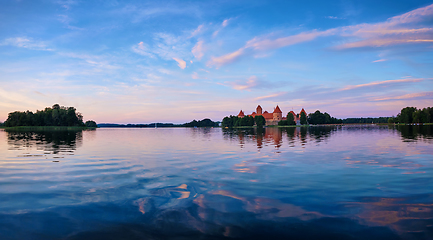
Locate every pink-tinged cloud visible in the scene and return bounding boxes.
[230,76,259,91]
[372,59,387,63]
[244,29,337,51]
[208,3,433,67]
[192,40,205,60]
[374,92,433,101]
[339,78,428,91]
[207,48,245,67]
[254,92,287,101]
[222,19,230,27]
[132,42,154,58]
[173,57,186,69]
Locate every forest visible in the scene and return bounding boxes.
[3,104,96,127]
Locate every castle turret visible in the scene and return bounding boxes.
[256,105,263,115]
[238,110,245,118]
[273,105,282,121]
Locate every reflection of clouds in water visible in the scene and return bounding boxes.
[348,196,433,238]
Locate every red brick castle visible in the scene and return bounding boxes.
[237,105,307,125]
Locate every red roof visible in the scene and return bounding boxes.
[300,108,307,115]
[238,110,245,117]
[262,112,273,119]
[273,105,282,113]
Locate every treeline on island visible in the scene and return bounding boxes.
[222,115,266,128]
[3,104,97,128]
[182,118,219,127]
[391,107,433,124]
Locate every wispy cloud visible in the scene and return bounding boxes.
[374,92,433,101]
[173,57,186,69]
[1,37,52,51]
[338,78,427,91]
[372,59,387,63]
[208,3,433,67]
[254,92,286,101]
[132,42,155,58]
[192,40,205,60]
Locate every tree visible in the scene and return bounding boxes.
[388,117,394,124]
[254,115,265,128]
[3,104,85,127]
[398,107,417,124]
[85,120,97,128]
[300,111,307,125]
[286,113,295,125]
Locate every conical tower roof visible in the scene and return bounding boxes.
[238,110,245,117]
[273,105,282,113]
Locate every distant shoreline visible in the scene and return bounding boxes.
[0,126,96,130]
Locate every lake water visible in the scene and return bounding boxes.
[0,125,432,240]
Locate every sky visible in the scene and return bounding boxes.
[0,0,433,124]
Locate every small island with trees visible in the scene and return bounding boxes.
[1,104,97,129]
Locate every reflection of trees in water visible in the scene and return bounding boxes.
[394,125,433,142]
[223,126,337,149]
[6,130,84,154]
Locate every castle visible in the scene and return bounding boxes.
[237,105,307,125]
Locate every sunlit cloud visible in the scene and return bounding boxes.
[0,37,52,51]
[374,92,433,101]
[132,42,155,58]
[173,57,186,69]
[339,78,427,91]
[372,59,387,63]
[208,3,433,67]
[254,92,287,101]
[192,40,205,60]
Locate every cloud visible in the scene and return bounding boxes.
[192,40,205,60]
[374,92,433,101]
[132,42,155,58]
[222,18,230,27]
[1,37,52,51]
[191,24,204,37]
[207,48,246,67]
[372,59,387,63]
[338,78,427,91]
[254,92,287,101]
[207,3,433,67]
[173,57,186,69]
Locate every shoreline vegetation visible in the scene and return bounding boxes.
[2,104,97,129]
[2,106,432,130]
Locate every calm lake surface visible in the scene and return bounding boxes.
[0,125,433,240]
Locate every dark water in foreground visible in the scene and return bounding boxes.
[0,125,433,240]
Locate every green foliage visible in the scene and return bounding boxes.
[254,115,265,128]
[4,104,85,127]
[344,117,390,124]
[286,113,295,125]
[222,115,259,128]
[183,118,219,127]
[300,112,307,125]
[388,117,394,124]
[308,110,342,125]
[397,107,417,124]
[396,107,433,124]
[278,120,288,126]
[85,120,97,128]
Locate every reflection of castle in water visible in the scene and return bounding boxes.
[223,126,336,149]
[6,129,85,155]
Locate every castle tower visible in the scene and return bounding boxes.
[238,110,245,118]
[256,105,263,115]
[273,105,282,121]
[300,108,307,117]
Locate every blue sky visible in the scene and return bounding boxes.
[1,0,432,123]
